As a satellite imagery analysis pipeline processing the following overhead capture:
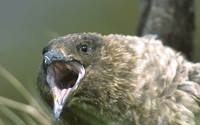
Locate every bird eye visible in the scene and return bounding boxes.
[80,44,88,52]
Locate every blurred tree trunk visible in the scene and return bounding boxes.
[137,0,195,60]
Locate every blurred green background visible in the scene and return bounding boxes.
[0,0,200,124]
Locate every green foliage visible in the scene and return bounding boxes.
[0,64,53,125]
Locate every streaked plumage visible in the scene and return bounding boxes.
[37,33,200,125]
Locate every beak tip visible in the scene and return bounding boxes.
[44,55,51,65]
[53,104,63,119]
[53,99,65,120]
[54,112,61,120]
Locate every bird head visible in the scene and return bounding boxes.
[38,33,200,125]
[38,33,137,122]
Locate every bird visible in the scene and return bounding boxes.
[37,33,200,125]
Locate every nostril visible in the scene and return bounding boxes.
[42,47,49,55]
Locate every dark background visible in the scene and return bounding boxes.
[0,0,199,123]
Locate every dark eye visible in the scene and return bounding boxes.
[80,44,88,52]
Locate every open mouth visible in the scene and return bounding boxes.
[49,61,79,89]
[46,60,85,91]
[45,59,85,119]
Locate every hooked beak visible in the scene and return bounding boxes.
[43,50,85,119]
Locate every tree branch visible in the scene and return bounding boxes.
[137,0,195,60]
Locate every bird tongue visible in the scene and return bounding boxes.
[46,63,85,119]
